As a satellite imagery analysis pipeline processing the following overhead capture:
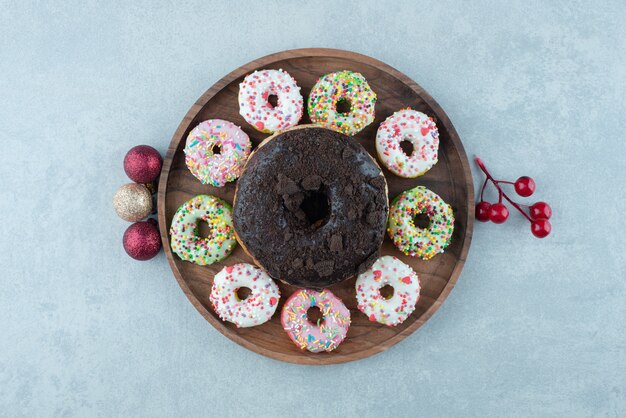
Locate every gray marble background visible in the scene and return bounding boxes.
[1,1,625,416]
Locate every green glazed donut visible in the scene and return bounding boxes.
[170,194,236,265]
[388,186,454,260]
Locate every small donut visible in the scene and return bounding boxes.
[356,256,420,326]
[376,109,439,178]
[238,69,304,133]
[184,119,251,187]
[281,289,350,353]
[210,263,280,328]
[170,194,236,265]
[388,186,454,260]
[308,70,376,136]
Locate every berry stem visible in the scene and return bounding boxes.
[474,156,532,222]
[480,178,488,201]
[500,190,532,222]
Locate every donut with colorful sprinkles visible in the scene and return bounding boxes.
[184,119,251,187]
[388,186,454,260]
[170,194,236,265]
[356,256,420,326]
[307,70,376,135]
[210,263,280,328]
[375,108,439,178]
[281,289,350,353]
[238,69,304,133]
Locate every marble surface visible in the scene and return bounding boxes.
[1,1,625,416]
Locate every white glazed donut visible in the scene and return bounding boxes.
[356,255,420,326]
[210,263,280,328]
[238,69,304,133]
[375,109,439,178]
[184,119,251,187]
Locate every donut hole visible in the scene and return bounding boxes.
[196,220,214,239]
[399,139,414,157]
[412,213,431,230]
[268,94,279,108]
[379,284,395,300]
[300,187,330,229]
[335,98,352,114]
[211,144,222,155]
[235,287,251,301]
[307,306,324,325]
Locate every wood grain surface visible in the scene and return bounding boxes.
[157,48,474,365]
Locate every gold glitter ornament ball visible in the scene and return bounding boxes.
[113,183,153,222]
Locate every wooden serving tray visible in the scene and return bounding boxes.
[157,48,473,365]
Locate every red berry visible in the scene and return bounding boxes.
[531,218,552,238]
[530,202,552,220]
[489,203,509,224]
[475,201,491,222]
[514,176,536,197]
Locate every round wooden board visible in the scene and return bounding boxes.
[158,48,474,365]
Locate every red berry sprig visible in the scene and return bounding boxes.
[474,156,552,238]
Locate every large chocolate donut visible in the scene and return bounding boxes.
[233,125,388,287]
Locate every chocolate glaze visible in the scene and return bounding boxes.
[233,126,388,287]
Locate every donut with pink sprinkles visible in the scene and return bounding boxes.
[238,69,304,133]
[356,256,420,326]
[375,108,440,178]
[210,263,280,328]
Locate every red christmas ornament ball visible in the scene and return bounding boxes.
[123,220,161,260]
[124,145,163,183]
